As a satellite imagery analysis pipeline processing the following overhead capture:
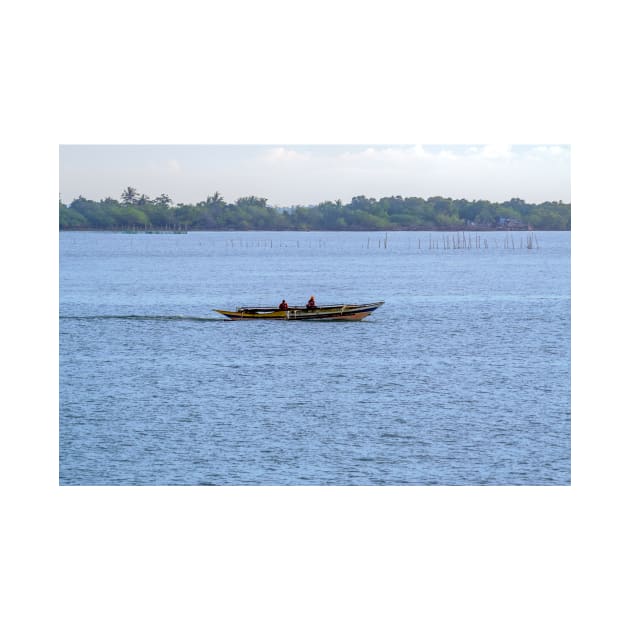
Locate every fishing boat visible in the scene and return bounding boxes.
[214,301,384,321]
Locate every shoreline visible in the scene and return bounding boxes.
[59,226,569,233]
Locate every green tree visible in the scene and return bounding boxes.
[112,205,150,227]
[59,199,88,228]
[60,191,570,231]
[174,204,202,227]
[70,196,116,228]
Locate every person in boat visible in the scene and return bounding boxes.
[306,295,316,310]
[278,299,288,311]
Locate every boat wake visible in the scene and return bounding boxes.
[60,315,227,322]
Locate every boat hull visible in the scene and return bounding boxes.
[214,301,384,321]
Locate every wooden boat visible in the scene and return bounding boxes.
[214,301,384,321]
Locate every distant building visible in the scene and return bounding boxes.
[496,216,527,229]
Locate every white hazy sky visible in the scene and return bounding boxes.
[59,144,570,206]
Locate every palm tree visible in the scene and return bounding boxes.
[154,193,172,206]
[209,191,224,205]
[121,186,139,205]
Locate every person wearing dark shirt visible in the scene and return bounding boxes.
[306,295,316,309]
[278,299,288,310]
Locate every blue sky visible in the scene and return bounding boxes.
[59,144,570,206]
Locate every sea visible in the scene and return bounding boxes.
[59,230,570,485]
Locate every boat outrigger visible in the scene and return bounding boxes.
[214,301,384,321]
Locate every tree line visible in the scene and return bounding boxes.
[59,187,571,230]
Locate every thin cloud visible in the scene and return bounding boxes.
[478,144,514,159]
[147,158,182,176]
[166,159,181,173]
[263,147,309,162]
[529,145,569,157]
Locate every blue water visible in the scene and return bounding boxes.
[59,230,570,485]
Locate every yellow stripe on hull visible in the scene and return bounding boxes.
[214,309,289,319]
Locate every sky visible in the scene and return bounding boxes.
[59,144,570,207]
